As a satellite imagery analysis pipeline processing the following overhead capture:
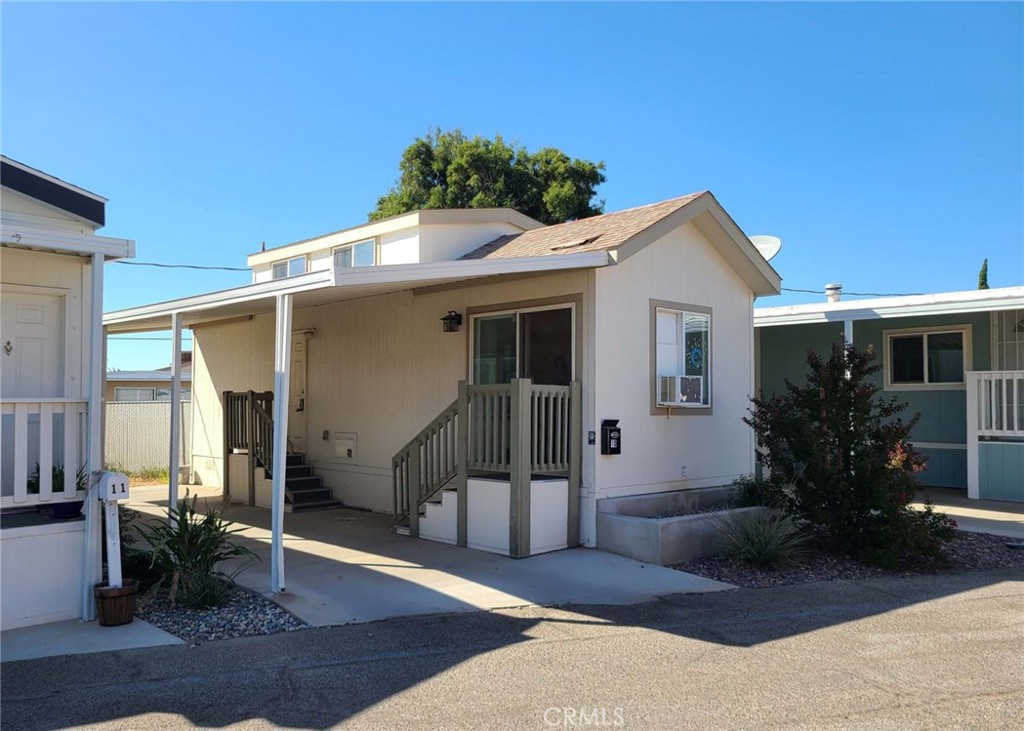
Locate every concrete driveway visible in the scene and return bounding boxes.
[128,486,731,626]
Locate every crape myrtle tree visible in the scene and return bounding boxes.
[369,128,606,225]
[745,341,957,566]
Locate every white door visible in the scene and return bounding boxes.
[0,290,64,398]
[288,334,307,454]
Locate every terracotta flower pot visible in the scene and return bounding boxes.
[94,579,139,626]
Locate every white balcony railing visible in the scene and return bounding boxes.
[965,370,1024,499]
[967,370,1024,438]
[1,399,88,508]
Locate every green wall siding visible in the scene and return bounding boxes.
[979,443,1024,501]
[758,311,993,490]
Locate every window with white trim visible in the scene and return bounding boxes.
[114,387,155,401]
[334,239,375,268]
[655,307,710,407]
[885,327,969,388]
[271,256,306,280]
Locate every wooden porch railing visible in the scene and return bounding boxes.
[1,399,88,508]
[223,390,273,505]
[392,378,581,554]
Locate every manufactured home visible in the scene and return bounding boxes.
[755,286,1024,502]
[0,156,135,629]
[104,192,781,589]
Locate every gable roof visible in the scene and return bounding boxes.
[1,155,106,227]
[462,191,782,296]
[461,193,705,260]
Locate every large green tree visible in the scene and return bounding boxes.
[369,129,606,224]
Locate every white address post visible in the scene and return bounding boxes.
[98,472,131,588]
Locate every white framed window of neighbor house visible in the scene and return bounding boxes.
[651,301,711,413]
[884,325,971,390]
[334,239,376,268]
[272,256,306,279]
[271,261,288,280]
[115,387,155,401]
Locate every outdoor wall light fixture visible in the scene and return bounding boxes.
[441,310,463,333]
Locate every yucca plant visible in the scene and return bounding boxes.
[134,494,259,608]
[711,510,808,569]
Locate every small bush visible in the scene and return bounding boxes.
[745,342,957,565]
[134,494,259,608]
[730,474,786,508]
[711,510,808,569]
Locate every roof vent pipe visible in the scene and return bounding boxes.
[825,283,843,303]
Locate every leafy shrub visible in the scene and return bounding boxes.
[745,341,957,566]
[711,510,808,569]
[730,474,786,508]
[134,494,259,608]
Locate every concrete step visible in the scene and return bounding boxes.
[286,499,343,513]
[286,464,313,478]
[286,487,335,504]
[285,476,322,491]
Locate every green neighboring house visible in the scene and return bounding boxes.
[755,285,1024,502]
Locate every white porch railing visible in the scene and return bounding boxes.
[965,370,1024,498]
[1,399,88,508]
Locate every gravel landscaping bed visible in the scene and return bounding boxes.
[672,530,1024,589]
[136,585,309,645]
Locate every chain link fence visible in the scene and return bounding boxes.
[104,401,191,474]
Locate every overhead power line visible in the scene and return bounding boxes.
[781,287,921,298]
[113,260,249,272]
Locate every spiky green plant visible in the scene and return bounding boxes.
[134,494,259,608]
[711,510,808,569]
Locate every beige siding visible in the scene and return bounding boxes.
[0,247,91,399]
[190,270,594,512]
[1,189,98,235]
[593,221,756,503]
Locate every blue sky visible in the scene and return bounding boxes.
[3,2,1021,370]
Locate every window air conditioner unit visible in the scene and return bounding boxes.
[658,375,703,406]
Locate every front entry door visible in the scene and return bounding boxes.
[288,334,307,454]
[0,289,65,398]
[472,305,573,385]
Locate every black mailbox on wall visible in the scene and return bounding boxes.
[601,419,621,455]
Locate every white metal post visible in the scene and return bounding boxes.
[843,319,854,348]
[966,372,980,499]
[271,294,293,593]
[168,312,183,520]
[81,253,105,621]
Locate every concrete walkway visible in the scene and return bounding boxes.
[913,487,1024,539]
[1,617,182,662]
[127,486,732,627]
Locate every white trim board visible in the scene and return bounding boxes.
[755,286,1024,327]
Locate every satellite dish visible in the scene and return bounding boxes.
[750,235,782,262]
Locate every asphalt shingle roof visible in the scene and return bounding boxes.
[461,192,708,260]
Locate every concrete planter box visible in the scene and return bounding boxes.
[596,487,769,565]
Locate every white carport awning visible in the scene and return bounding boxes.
[104,251,613,332]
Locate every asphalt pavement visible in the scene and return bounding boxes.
[3,568,1021,730]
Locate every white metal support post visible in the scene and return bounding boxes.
[966,372,980,499]
[168,311,183,520]
[271,294,293,593]
[81,253,105,621]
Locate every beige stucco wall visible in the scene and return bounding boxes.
[0,247,92,399]
[593,221,756,505]
[190,269,595,514]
